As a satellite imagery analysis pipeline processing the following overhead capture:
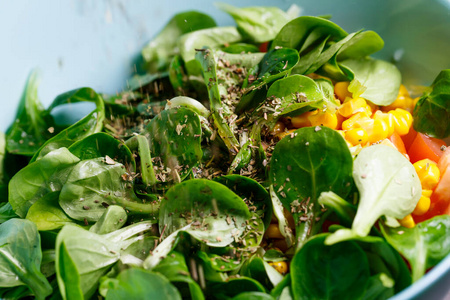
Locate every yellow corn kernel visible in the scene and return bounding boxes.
[264,223,284,239]
[399,84,410,97]
[367,119,389,143]
[383,85,414,112]
[291,111,317,128]
[373,110,395,137]
[309,110,338,129]
[341,112,371,131]
[336,130,353,148]
[389,108,413,136]
[338,97,367,118]
[334,81,352,101]
[399,214,415,228]
[412,194,431,216]
[268,261,289,275]
[345,128,368,145]
[413,159,441,190]
[422,189,433,198]
[270,121,286,135]
[275,129,296,141]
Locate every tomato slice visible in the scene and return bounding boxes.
[401,127,417,151]
[259,42,269,53]
[407,132,447,164]
[389,132,408,157]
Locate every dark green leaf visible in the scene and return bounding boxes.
[159,179,251,247]
[291,234,370,300]
[142,11,216,73]
[6,71,53,156]
[0,219,52,299]
[216,3,290,43]
[105,268,182,300]
[380,215,450,282]
[9,147,80,218]
[413,69,450,138]
[269,127,353,248]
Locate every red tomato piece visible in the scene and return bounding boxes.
[407,132,447,164]
[389,132,408,157]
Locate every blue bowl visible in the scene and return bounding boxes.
[1,1,449,298]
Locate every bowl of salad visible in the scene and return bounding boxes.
[0,1,449,299]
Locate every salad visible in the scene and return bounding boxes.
[1,3,450,299]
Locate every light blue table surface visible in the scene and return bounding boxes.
[0,1,449,299]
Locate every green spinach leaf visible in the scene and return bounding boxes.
[6,71,53,156]
[159,179,251,247]
[31,88,105,162]
[290,234,370,300]
[104,268,182,300]
[269,126,353,249]
[216,3,291,43]
[9,147,80,218]
[413,69,450,139]
[142,11,216,73]
[0,219,52,299]
[380,215,450,282]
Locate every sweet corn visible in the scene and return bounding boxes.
[389,108,413,136]
[270,121,286,135]
[291,111,316,128]
[345,128,368,145]
[264,223,284,239]
[412,193,431,216]
[334,81,352,101]
[399,214,415,228]
[338,97,368,118]
[337,130,353,147]
[413,159,441,190]
[351,118,389,144]
[373,110,395,137]
[309,110,338,129]
[382,85,415,112]
[268,261,289,275]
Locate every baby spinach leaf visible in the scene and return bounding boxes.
[169,55,190,95]
[25,191,74,231]
[363,273,395,300]
[56,222,153,300]
[159,179,251,247]
[206,277,266,299]
[104,268,182,300]
[232,292,275,300]
[214,175,272,229]
[269,127,353,249]
[236,48,299,114]
[68,132,135,171]
[290,234,370,300]
[89,205,127,235]
[271,16,347,51]
[223,43,260,54]
[179,27,242,70]
[0,203,17,224]
[380,215,450,282]
[9,147,80,218]
[0,219,52,300]
[216,3,291,43]
[153,251,204,300]
[6,71,53,156]
[336,30,384,61]
[59,158,158,222]
[145,107,203,183]
[263,75,331,124]
[340,58,401,106]
[413,69,450,139]
[31,88,105,162]
[331,145,421,242]
[141,11,216,73]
